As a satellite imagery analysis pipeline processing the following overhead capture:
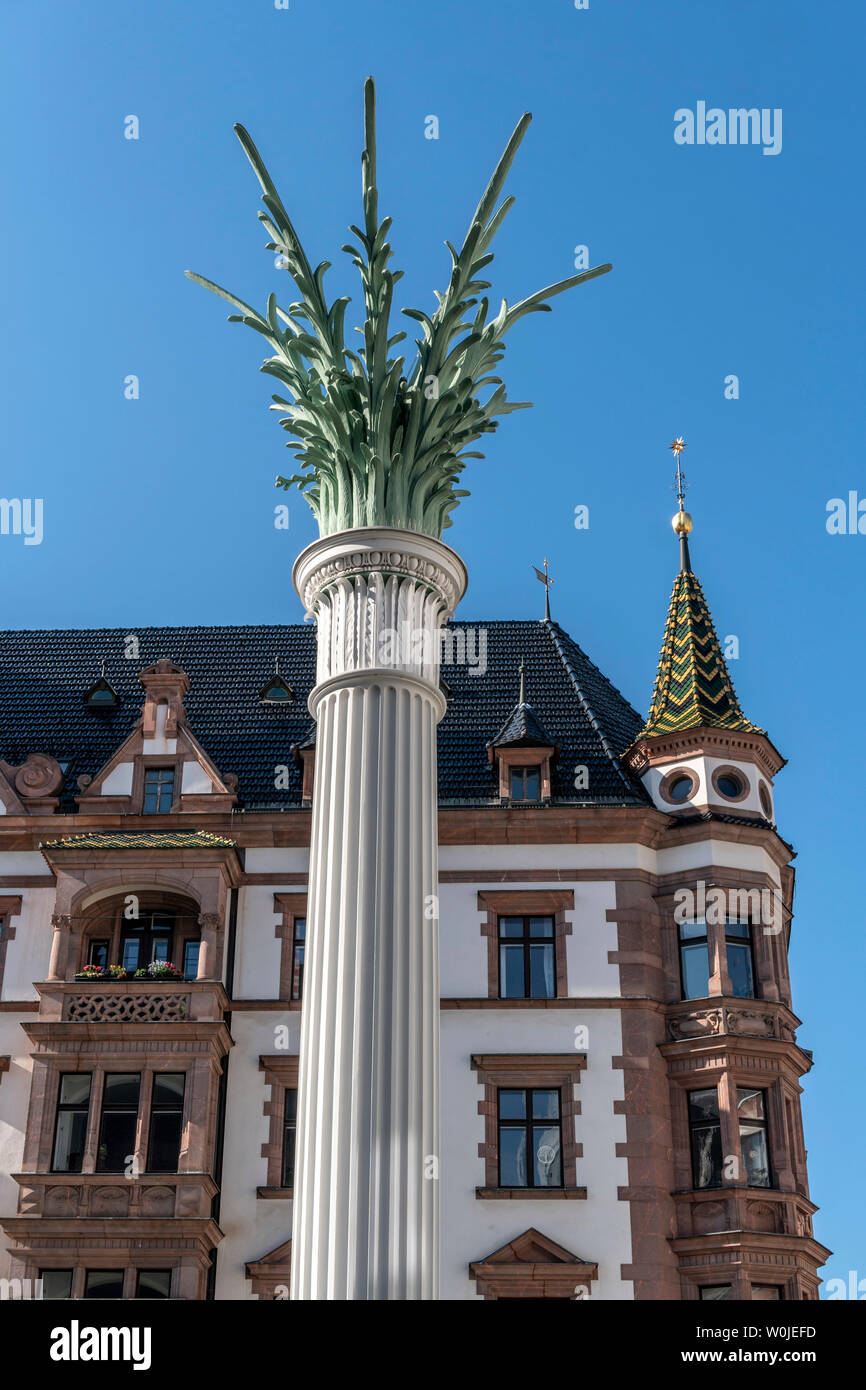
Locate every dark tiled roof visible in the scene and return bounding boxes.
[0,620,648,810]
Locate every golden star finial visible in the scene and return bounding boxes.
[669,436,686,455]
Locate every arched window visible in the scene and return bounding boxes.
[78,893,201,980]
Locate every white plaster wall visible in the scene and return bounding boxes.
[181,762,214,795]
[101,762,134,796]
[656,837,780,883]
[0,1014,33,1282]
[2,888,55,1002]
[642,754,772,819]
[242,848,309,874]
[440,1006,632,1299]
[438,876,619,1000]
[233,887,285,1000]
[215,1010,300,1299]
[0,852,51,878]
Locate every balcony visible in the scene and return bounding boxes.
[30,978,229,1027]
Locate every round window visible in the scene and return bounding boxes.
[759,782,773,818]
[711,766,749,802]
[667,775,693,802]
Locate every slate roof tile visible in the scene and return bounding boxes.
[0,620,649,810]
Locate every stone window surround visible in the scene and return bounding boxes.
[258,1054,299,1197]
[75,890,203,979]
[38,1264,179,1301]
[658,766,700,807]
[666,1050,803,1199]
[493,745,555,802]
[273,893,307,1004]
[468,1228,598,1300]
[477,889,574,1000]
[42,1062,193,1178]
[0,894,22,995]
[676,1240,819,1301]
[472,1053,587,1199]
[246,1238,292,1299]
[656,867,789,1007]
[710,764,751,805]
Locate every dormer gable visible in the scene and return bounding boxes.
[76,659,236,815]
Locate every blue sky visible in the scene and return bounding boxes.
[1,0,863,1291]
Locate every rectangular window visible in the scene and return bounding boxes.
[510,766,541,801]
[84,1270,124,1299]
[700,1285,733,1301]
[498,915,555,999]
[291,918,305,1002]
[689,1088,723,1189]
[143,766,175,814]
[281,1088,297,1188]
[147,1073,185,1172]
[752,1285,782,1300]
[497,1087,562,1188]
[87,939,110,968]
[725,919,756,998]
[52,1073,92,1173]
[182,940,200,980]
[679,918,710,999]
[135,1269,172,1299]
[96,1073,141,1173]
[40,1270,73,1300]
[738,1087,771,1187]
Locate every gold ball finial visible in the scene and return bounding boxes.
[672,509,693,536]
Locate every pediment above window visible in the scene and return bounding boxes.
[469,1227,598,1300]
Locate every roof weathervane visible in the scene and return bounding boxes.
[532,558,554,621]
[669,437,693,571]
[669,436,687,510]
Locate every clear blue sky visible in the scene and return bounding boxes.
[1,0,862,1292]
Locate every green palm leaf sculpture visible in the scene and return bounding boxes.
[187,78,611,539]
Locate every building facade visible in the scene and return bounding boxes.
[0,528,828,1300]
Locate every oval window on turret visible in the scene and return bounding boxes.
[711,766,749,802]
[659,768,698,805]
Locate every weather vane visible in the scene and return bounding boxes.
[669,436,687,510]
[532,557,554,621]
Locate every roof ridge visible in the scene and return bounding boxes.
[543,621,642,798]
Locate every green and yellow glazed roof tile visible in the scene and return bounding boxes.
[41,830,236,851]
[637,570,763,740]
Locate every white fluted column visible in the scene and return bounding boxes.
[290,529,466,1301]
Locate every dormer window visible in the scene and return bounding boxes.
[143,766,175,814]
[84,675,120,708]
[260,676,294,704]
[510,765,541,801]
[489,660,556,803]
[259,659,294,705]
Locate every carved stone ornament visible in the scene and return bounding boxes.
[5,752,63,798]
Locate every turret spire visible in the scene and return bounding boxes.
[635,442,762,740]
